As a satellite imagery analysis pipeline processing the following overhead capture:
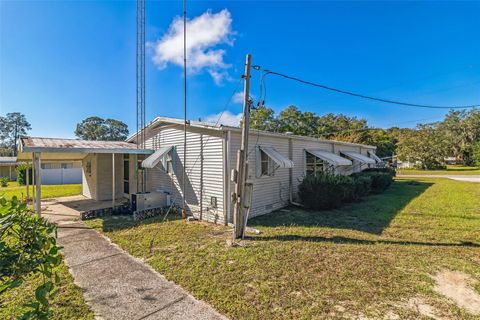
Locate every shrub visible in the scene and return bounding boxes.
[299,172,355,210]
[0,177,8,187]
[362,172,393,193]
[361,167,396,177]
[351,175,372,201]
[473,141,480,167]
[0,196,62,319]
[16,163,33,186]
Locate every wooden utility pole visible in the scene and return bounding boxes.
[233,54,252,239]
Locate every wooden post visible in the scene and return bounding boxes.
[26,165,30,201]
[34,152,41,216]
[233,54,252,239]
[32,155,36,209]
[112,153,115,208]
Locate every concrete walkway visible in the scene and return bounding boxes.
[398,174,480,183]
[42,196,228,320]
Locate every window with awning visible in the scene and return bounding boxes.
[368,150,382,163]
[256,146,294,177]
[141,145,176,171]
[305,149,353,168]
[341,151,376,164]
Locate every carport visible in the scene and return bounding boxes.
[17,137,154,216]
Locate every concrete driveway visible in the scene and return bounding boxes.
[397,174,480,183]
[42,196,228,320]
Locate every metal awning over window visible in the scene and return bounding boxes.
[141,145,175,169]
[341,151,376,164]
[368,150,382,163]
[259,146,294,168]
[305,149,352,166]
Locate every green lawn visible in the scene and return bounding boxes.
[0,183,82,201]
[0,260,94,320]
[86,178,480,319]
[397,165,480,175]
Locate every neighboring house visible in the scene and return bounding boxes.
[40,161,82,185]
[0,156,81,184]
[16,117,381,224]
[444,157,457,165]
[0,157,17,181]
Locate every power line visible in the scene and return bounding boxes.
[252,66,480,109]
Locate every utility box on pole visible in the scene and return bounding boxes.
[233,54,252,239]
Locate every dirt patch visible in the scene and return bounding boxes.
[432,270,480,315]
[407,297,443,320]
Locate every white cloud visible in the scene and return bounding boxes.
[203,110,242,127]
[232,92,244,104]
[151,9,234,84]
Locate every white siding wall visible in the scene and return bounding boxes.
[291,139,334,202]
[137,123,377,224]
[228,131,377,220]
[144,126,226,224]
[82,154,123,201]
[82,154,96,198]
[228,132,291,220]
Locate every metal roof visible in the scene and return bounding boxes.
[18,137,154,155]
[0,157,17,166]
[128,116,377,150]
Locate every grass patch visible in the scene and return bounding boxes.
[0,184,82,201]
[86,178,480,319]
[398,165,480,175]
[0,260,94,320]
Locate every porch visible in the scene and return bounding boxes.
[17,137,154,216]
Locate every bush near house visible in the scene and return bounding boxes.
[352,171,394,194]
[0,177,9,187]
[298,173,354,210]
[299,169,394,210]
[15,163,33,186]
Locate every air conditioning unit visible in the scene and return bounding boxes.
[131,192,170,212]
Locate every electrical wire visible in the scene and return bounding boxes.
[186,77,243,177]
[253,66,480,109]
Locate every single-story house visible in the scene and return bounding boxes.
[17,116,381,224]
[0,156,82,184]
[0,157,17,180]
[40,161,82,185]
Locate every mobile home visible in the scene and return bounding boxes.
[17,117,380,224]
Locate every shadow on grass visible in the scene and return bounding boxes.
[249,180,433,235]
[249,234,480,248]
[89,213,182,232]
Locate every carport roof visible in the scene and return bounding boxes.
[0,157,17,166]
[17,137,154,161]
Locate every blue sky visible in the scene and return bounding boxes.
[1,1,479,138]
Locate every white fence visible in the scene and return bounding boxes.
[41,168,82,185]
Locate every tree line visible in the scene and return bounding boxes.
[2,108,479,169]
[0,113,129,156]
[249,105,480,169]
